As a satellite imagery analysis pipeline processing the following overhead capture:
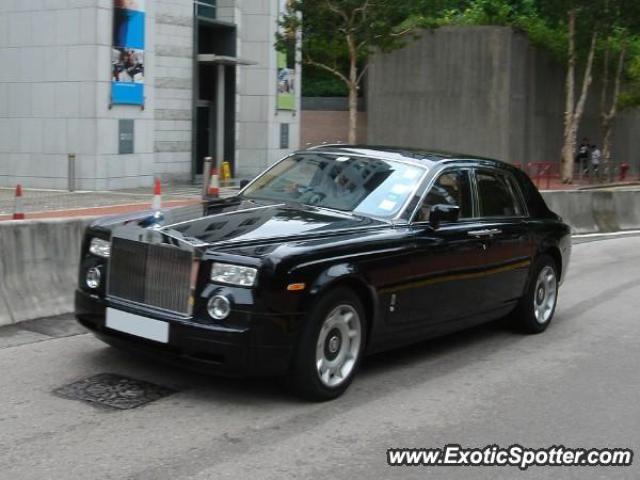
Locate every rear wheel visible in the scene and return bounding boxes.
[512,255,559,334]
[286,288,366,401]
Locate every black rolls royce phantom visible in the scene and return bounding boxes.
[76,145,571,400]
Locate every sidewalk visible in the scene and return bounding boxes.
[2,179,638,222]
[0,184,239,221]
[535,177,640,191]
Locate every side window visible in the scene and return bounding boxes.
[476,171,523,217]
[415,170,472,222]
[505,175,527,216]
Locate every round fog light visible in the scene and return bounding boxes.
[86,267,101,289]
[208,295,231,320]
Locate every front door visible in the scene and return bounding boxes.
[403,168,491,326]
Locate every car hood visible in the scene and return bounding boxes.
[96,198,388,251]
[166,202,386,248]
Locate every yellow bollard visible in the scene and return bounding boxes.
[222,161,232,184]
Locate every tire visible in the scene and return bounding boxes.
[511,254,559,334]
[285,287,367,401]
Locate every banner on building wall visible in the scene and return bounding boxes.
[277,0,296,111]
[112,0,146,106]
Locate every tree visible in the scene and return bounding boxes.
[598,0,640,177]
[560,7,598,183]
[437,0,620,183]
[278,1,427,144]
[600,36,628,175]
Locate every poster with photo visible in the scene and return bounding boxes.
[277,0,295,111]
[112,0,145,106]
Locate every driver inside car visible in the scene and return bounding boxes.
[416,174,461,222]
[284,161,359,208]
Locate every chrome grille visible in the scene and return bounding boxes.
[108,238,194,315]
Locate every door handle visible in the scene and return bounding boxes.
[468,228,502,238]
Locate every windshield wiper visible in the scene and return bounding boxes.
[301,204,371,221]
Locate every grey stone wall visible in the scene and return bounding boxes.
[367,26,640,173]
[234,0,301,178]
[0,0,300,190]
[153,0,194,182]
[0,1,156,190]
[95,1,156,190]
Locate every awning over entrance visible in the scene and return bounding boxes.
[197,54,256,66]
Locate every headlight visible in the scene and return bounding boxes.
[86,267,102,289]
[89,238,111,258]
[211,263,257,287]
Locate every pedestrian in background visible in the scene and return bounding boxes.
[577,138,590,172]
[576,137,590,175]
[591,144,601,180]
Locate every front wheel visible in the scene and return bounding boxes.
[511,255,559,334]
[286,288,366,401]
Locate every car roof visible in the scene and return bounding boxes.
[300,144,507,169]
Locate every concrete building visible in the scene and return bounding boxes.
[0,0,300,190]
[367,26,640,174]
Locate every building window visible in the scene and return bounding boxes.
[196,0,216,19]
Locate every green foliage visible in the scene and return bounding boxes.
[302,68,350,96]
[277,0,427,85]
[439,1,640,111]
[618,41,640,110]
[287,0,640,108]
[432,0,568,59]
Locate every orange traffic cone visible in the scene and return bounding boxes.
[152,178,162,210]
[13,184,25,220]
[207,166,220,198]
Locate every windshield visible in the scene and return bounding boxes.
[242,153,427,219]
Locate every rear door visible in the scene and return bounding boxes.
[472,168,534,311]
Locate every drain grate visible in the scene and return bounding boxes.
[54,373,176,410]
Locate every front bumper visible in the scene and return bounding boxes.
[75,289,295,377]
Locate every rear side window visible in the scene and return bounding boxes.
[512,168,551,218]
[476,171,523,217]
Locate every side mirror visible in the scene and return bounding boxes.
[429,204,460,229]
[239,179,250,189]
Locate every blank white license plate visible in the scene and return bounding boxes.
[106,308,169,344]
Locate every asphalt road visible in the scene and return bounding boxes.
[1,235,639,480]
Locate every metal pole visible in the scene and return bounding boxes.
[202,156,212,197]
[68,154,76,192]
[216,63,225,173]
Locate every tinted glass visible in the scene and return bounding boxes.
[242,154,426,219]
[197,0,216,19]
[415,170,472,222]
[476,171,522,217]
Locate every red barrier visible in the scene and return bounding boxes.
[620,163,630,181]
[524,162,560,190]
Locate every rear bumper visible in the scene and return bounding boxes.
[75,289,294,377]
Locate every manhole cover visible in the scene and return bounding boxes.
[54,373,176,410]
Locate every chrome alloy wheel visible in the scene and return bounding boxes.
[315,304,362,388]
[533,265,557,324]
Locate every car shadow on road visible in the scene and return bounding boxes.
[79,343,288,406]
[359,319,521,380]
[77,318,536,407]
